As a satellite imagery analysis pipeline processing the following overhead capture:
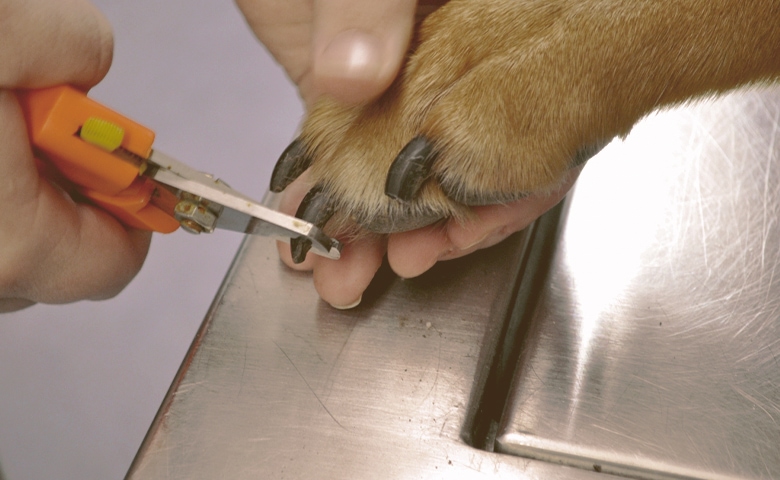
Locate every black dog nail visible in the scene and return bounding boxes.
[290,237,313,264]
[290,185,335,264]
[385,135,437,202]
[270,138,312,193]
[295,185,335,226]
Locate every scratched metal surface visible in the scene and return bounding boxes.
[128,86,780,479]
[125,224,602,479]
[498,87,780,479]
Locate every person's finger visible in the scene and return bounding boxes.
[272,168,385,307]
[268,165,385,307]
[234,0,315,99]
[0,298,35,313]
[387,167,585,276]
[312,233,385,309]
[311,0,418,103]
[438,221,515,261]
[386,222,452,278]
[0,0,113,89]
[0,91,150,305]
[446,167,583,252]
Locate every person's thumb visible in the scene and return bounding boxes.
[311,0,417,104]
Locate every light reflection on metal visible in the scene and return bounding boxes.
[561,111,690,438]
[498,88,780,479]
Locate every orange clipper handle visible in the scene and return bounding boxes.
[17,86,179,233]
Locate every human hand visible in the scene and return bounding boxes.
[237,0,578,308]
[236,0,429,107]
[0,0,151,312]
[271,167,579,309]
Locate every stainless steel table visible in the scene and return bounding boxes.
[127,87,780,479]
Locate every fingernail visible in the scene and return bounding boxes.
[270,138,312,193]
[459,232,491,251]
[451,226,511,256]
[291,185,335,264]
[330,296,363,310]
[318,30,383,85]
[438,247,456,260]
[385,136,437,202]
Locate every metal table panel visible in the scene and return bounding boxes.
[126,220,602,479]
[497,87,780,479]
[129,86,780,479]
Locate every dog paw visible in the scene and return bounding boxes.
[271,0,635,261]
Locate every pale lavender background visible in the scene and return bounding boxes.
[0,1,303,478]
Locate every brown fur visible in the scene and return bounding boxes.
[298,0,780,235]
